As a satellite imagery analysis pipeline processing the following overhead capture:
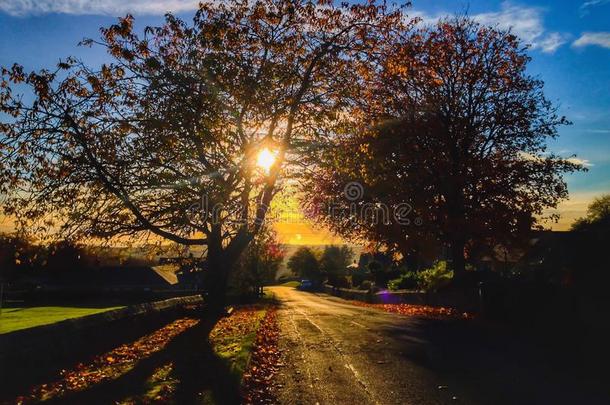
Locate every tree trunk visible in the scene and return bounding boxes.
[446,179,467,285]
[450,238,467,283]
[205,238,252,314]
[204,226,255,315]
[204,225,230,315]
[205,253,229,315]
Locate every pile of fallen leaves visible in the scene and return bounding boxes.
[241,307,281,404]
[14,318,199,404]
[350,301,473,320]
[209,306,263,348]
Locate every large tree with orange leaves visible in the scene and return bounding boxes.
[0,0,406,310]
[304,18,583,280]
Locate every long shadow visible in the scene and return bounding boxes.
[2,312,185,401]
[48,314,242,405]
[378,316,610,405]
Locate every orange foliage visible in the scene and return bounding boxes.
[349,301,473,320]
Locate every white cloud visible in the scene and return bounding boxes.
[410,2,568,54]
[472,2,567,53]
[0,1,571,55]
[566,157,594,167]
[537,32,569,53]
[408,10,439,27]
[572,32,610,49]
[579,0,610,17]
[518,152,594,168]
[0,0,200,16]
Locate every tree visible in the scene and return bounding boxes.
[287,246,321,283]
[45,240,90,274]
[566,195,610,291]
[0,1,402,311]
[0,234,41,281]
[319,245,353,287]
[362,251,397,287]
[571,194,610,231]
[304,17,584,281]
[231,225,284,296]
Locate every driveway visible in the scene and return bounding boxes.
[268,286,608,405]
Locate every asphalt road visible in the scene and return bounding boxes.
[268,286,609,405]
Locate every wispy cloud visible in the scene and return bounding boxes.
[572,32,610,49]
[472,2,567,53]
[537,32,569,53]
[579,0,610,17]
[411,2,568,54]
[0,0,200,17]
[519,152,594,168]
[566,157,594,167]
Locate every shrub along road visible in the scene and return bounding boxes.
[268,287,608,405]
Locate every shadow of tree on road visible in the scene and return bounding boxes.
[379,317,610,405]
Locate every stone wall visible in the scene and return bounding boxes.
[322,284,479,311]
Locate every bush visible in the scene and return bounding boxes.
[367,260,400,287]
[351,267,371,287]
[419,261,453,292]
[358,280,373,291]
[387,262,453,292]
[388,271,422,291]
[327,274,350,288]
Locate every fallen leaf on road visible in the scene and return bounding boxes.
[349,301,473,320]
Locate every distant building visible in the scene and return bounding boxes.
[36,265,180,292]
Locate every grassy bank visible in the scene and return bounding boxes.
[278,280,299,288]
[8,303,277,404]
[0,306,123,334]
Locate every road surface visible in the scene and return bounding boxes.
[268,286,608,405]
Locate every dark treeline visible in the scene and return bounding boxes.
[0,234,158,282]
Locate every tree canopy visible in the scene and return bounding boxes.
[287,246,321,283]
[303,17,584,278]
[319,244,353,286]
[0,0,405,307]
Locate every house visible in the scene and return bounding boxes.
[39,265,180,292]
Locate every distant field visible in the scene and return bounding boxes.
[0,306,123,334]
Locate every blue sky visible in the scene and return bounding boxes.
[0,0,609,229]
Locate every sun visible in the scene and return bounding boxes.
[256,148,276,173]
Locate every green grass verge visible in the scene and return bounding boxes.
[213,309,266,378]
[278,281,300,288]
[124,307,269,404]
[0,306,124,334]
